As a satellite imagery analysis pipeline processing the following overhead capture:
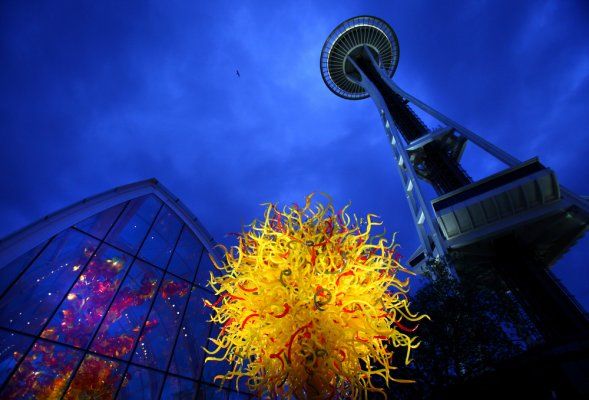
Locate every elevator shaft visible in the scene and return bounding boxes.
[355,55,472,195]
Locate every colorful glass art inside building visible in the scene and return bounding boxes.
[0,192,251,399]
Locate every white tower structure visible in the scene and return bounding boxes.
[320,16,589,340]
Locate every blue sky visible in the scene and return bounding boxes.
[1,1,588,305]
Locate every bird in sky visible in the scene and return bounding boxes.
[236,69,240,77]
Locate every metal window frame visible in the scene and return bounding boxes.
[0,178,222,269]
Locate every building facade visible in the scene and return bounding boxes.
[0,179,249,399]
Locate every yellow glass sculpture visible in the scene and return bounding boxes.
[204,194,427,399]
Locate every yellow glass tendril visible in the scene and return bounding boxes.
[204,194,428,399]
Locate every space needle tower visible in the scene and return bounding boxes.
[320,16,589,341]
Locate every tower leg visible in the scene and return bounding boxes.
[385,80,520,168]
[492,234,589,341]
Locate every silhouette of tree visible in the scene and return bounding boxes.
[387,257,541,399]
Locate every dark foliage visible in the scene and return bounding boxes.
[386,257,541,399]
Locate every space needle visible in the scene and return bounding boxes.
[320,16,589,344]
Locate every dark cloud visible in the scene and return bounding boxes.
[1,0,588,305]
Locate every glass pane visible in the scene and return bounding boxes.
[91,260,163,360]
[63,354,125,400]
[0,240,47,296]
[160,375,198,400]
[195,251,218,288]
[106,195,161,255]
[132,274,190,370]
[169,286,214,379]
[117,365,164,400]
[41,244,131,348]
[0,340,82,400]
[139,206,182,268]
[0,330,34,384]
[75,202,126,239]
[168,228,204,281]
[0,229,98,335]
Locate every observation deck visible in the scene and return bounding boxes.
[320,16,399,100]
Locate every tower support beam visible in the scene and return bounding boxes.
[386,72,589,216]
[386,79,521,167]
[347,55,446,260]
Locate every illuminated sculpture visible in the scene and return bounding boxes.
[205,194,427,399]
